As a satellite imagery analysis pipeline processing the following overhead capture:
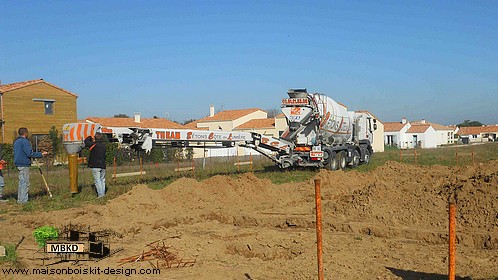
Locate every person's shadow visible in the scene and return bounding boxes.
[386,267,475,280]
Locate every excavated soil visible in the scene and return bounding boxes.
[0,161,497,279]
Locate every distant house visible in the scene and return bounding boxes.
[384,118,411,148]
[185,106,267,131]
[233,114,287,138]
[456,126,498,143]
[384,118,454,148]
[0,79,78,144]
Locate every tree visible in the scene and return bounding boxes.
[113,114,130,118]
[266,108,281,118]
[457,120,484,127]
[48,126,60,156]
[183,119,197,125]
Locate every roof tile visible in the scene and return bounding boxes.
[234,118,275,130]
[406,124,431,133]
[458,126,498,135]
[384,122,407,132]
[184,108,264,129]
[0,79,78,97]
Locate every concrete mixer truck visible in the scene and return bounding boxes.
[242,89,376,170]
[68,88,377,171]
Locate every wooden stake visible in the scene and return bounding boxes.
[448,202,456,280]
[314,179,324,280]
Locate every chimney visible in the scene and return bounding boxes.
[209,105,215,117]
[134,112,141,123]
[421,119,426,124]
[401,117,407,124]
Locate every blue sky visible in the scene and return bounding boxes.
[1,0,497,125]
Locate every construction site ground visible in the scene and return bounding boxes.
[0,160,497,279]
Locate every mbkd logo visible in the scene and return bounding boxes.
[46,243,85,253]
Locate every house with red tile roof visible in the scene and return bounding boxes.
[233,114,287,138]
[0,79,77,144]
[182,106,268,157]
[184,106,267,131]
[456,125,498,143]
[384,117,411,148]
[384,118,456,148]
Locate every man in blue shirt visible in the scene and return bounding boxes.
[14,127,47,204]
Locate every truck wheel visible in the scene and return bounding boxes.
[351,150,360,168]
[328,152,339,170]
[323,148,333,166]
[338,151,347,170]
[362,150,371,165]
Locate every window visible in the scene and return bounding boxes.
[45,101,53,115]
[33,98,55,115]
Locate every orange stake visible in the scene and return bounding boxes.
[448,202,456,280]
[314,179,324,280]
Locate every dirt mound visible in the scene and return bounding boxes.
[1,160,497,279]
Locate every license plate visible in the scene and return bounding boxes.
[310,151,324,158]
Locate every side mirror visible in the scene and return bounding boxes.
[373,119,377,124]
[373,124,378,131]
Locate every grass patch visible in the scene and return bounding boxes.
[255,168,318,184]
[1,143,497,213]
[0,242,18,267]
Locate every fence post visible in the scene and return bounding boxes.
[472,147,475,165]
[250,153,253,172]
[314,179,324,280]
[139,154,143,181]
[113,156,117,182]
[448,201,456,280]
[455,144,458,166]
[414,150,418,165]
[399,149,402,162]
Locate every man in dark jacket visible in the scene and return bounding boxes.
[14,127,47,204]
[84,132,106,198]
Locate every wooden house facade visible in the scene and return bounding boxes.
[0,79,78,144]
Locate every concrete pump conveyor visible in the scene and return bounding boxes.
[63,89,378,171]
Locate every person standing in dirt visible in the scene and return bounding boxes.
[14,127,47,204]
[84,132,107,198]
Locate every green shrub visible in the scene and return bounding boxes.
[33,226,59,248]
